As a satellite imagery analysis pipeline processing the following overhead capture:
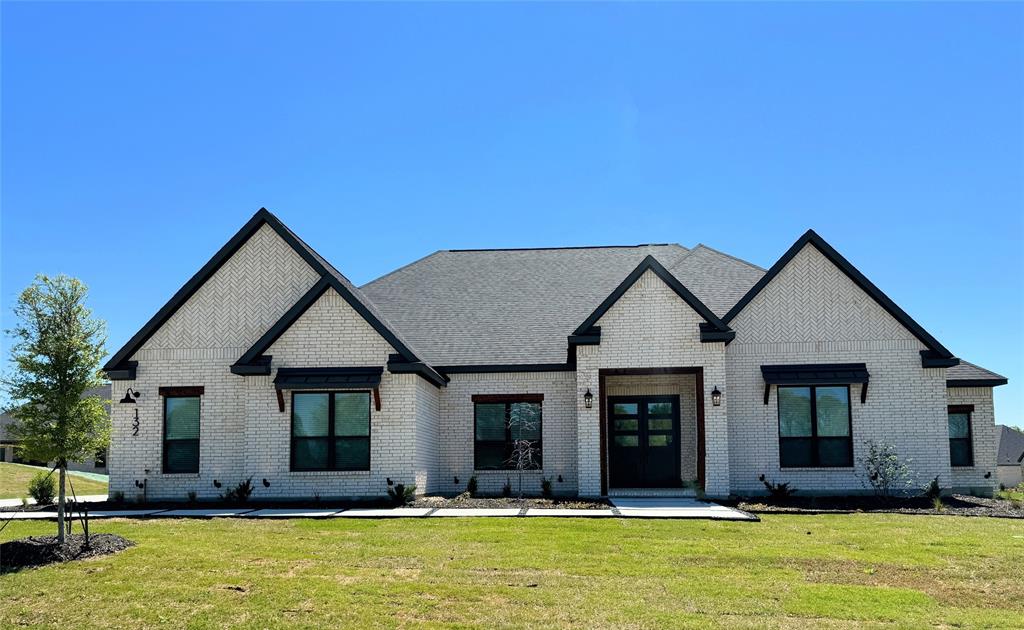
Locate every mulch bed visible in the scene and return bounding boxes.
[410,493,612,510]
[1,533,134,573]
[732,494,1024,518]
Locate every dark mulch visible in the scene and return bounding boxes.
[410,493,612,510]
[1,533,135,573]
[732,494,1024,518]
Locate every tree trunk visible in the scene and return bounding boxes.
[57,465,66,545]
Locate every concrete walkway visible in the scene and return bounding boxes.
[1,498,756,521]
[0,494,107,508]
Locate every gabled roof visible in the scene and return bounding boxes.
[997,425,1024,466]
[669,244,766,318]
[722,229,957,367]
[947,360,1008,388]
[105,209,436,382]
[572,255,733,342]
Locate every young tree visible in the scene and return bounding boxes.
[3,274,108,544]
[506,403,541,499]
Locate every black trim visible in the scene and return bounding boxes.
[230,356,273,376]
[947,405,974,467]
[290,391,371,472]
[699,323,736,343]
[947,378,1009,388]
[162,393,201,475]
[105,208,438,384]
[440,363,574,374]
[921,350,960,369]
[761,363,870,385]
[232,279,331,372]
[473,398,543,471]
[777,384,854,468]
[571,255,733,342]
[105,361,137,380]
[275,367,383,390]
[722,229,957,367]
[386,354,448,387]
[568,326,601,346]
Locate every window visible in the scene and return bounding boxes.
[778,385,852,467]
[291,392,371,471]
[948,405,974,467]
[473,395,542,470]
[163,396,200,474]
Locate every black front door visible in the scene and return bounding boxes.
[607,395,681,488]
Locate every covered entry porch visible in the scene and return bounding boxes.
[598,368,706,496]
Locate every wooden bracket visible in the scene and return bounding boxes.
[373,387,381,411]
[276,389,285,413]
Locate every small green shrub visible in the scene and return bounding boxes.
[501,479,512,498]
[932,496,945,511]
[27,471,56,504]
[759,474,796,500]
[387,483,417,506]
[467,475,478,497]
[221,478,254,504]
[111,490,125,504]
[541,477,553,499]
[187,490,198,503]
[923,476,942,501]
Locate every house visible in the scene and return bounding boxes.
[0,384,111,474]
[102,209,1008,501]
[996,425,1024,488]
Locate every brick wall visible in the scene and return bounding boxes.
[946,386,998,494]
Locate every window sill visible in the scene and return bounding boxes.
[288,470,371,477]
[158,473,200,478]
[950,466,976,470]
[473,469,545,475]
[778,467,855,472]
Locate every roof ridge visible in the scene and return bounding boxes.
[689,243,767,272]
[447,243,684,253]
[361,250,446,289]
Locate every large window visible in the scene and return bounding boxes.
[778,385,852,468]
[473,395,542,470]
[163,396,200,474]
[291,392,371,471]
[948,405,974,467]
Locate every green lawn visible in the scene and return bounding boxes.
[2,514,1022,628]
[997,484,1024,503]
[0,463,108,500]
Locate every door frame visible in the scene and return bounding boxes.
[598,367,705,495]
[607,394,682,488]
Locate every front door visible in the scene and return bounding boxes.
[607,395,681,488]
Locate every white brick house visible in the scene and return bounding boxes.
[104,209,1008,501]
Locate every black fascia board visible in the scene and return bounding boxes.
[387,354,449,387]
[699,323,736,343]
[568,326,601,346]
[105,361,138,381]
[920,350,960,369]
[947,378,1009,388]
[230,356,273,376]
[571,255,733,341]
[439,363,575,374]
[232,279,331,370]
[722,229,957,366]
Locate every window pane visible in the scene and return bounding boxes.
[614,418,638,432]
[817,437,852,467]
[780,437,813,467]
[613,403,638,416]
[165,397,200,439]
[475,443,506,469]
[164,440,199,473]
[648,435,672,447]
[647,402,672,416]
[293,437,328,470]
[950,439,973,467]
[510,403,541,440]
[293,394,329,437]
[648,418,673,431]
[475,404,506,441]
[614,435,639,447]
[335,438,370,470]
[816,387,850,437]
[779,387,812,437]
[948,413,970,439]
[335,393,370,437]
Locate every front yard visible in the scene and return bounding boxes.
[0,463,108,500]
[2,514,1022,628]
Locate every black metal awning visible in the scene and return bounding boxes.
[761,363,870,404]
[274,367,383,390]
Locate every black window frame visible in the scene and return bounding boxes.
[162,394,201,474]
[777,384,853,468]
[472,395,543,471]
[290,390,372,472]
[947,405,974,468]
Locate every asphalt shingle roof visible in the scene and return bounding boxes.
[997,425,1024,466]
[361,242,767,366]
[947,360,1008,385]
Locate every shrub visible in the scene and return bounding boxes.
[923,476,942,501]
[541,477,553,499]
[387,483,417,506]
[27,471,56,505]
[221,478,254,504]
[111,490,125,504]
[501,478,512,498]
[932,496,945,512]
[187,490,198,503]
[858,440,916,499]
[759,474,797,500]
[467,475,478,497]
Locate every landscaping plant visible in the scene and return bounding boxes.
[540,476,553,499]
[759,474,797,499]
[2,274,109,545]
[386,482,416,506]
[27,471,56,505]
[857,439,916,499]
[466,475,478,497]
[221,478,254,504]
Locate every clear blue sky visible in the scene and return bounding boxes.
[2,3,1022,426]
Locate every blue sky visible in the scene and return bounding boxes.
[2,3,1022,425]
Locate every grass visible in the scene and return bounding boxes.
[997,484,1024,503]
[2,514,1023,628]
[0,463,108,500]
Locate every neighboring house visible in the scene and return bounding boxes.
[0,384,111,474]
[996,425,1024,488]
[102,209,1008,501]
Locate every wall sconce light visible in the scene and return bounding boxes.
[584,388,593,409]
[711,386,722,407]
[262,478,271,488]
[119,388,141,404]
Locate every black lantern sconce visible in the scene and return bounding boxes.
[119,388,141,404]
[584,388,593,409]
[711,386,722,407]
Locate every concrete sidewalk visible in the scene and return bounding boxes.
[1,498,756,521]
[0,494,107,508]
